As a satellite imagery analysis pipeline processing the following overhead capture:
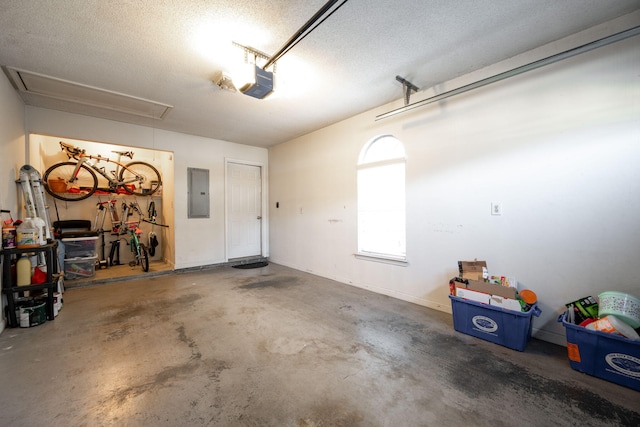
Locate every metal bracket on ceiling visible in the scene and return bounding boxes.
[232,42,276,73]
[396,75,419,105]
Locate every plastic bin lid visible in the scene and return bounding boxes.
[64,255,98,262]
[61,233,99,240]
[60,230,98,241]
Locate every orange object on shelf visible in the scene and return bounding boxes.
[48,178,66,193]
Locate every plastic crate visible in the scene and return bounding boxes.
[64,256,97,280]
[449,295,541,351]
[558,312,640,391]
[62,236,98,258]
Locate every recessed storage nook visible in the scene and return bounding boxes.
[29,134,175,286]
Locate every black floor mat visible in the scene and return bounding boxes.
[233,261,269,269]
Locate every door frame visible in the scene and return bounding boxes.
[224,158,269,261]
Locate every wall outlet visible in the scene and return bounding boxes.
[491,202,502,216]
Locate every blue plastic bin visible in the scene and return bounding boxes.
[449,295,541,351]
[558,312,640,391]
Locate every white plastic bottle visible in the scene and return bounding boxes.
[16,218,38,248]
[31,217,46,245]
[16,255,32,286]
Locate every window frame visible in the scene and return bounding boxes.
[356,135,407,265]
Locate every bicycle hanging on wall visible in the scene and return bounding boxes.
[43,141,162,201]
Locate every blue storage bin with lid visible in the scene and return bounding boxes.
[449,295,541,351]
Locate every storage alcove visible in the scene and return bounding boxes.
[29,134,174,281]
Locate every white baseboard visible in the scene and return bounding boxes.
[533,328,567,347]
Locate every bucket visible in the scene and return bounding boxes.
[16,300,47,328]
[2,225,16,248]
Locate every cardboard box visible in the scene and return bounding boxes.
[468,279,517,299]
[455,287,491,304]
[458,260,487,281]
[488,275,518,289]
[454,277,517,300]
[489,295,522,312]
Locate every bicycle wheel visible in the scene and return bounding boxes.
[43,162,98,201]
[119,162,162,196]
[139,243,150,272]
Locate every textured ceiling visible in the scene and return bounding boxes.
[1,1,639,148]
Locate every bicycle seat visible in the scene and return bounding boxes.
[112,150,134,159]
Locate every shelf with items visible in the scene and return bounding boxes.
[1,241,59,327]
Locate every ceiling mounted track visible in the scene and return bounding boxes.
[376,25,640,121]
[262,0,349,70]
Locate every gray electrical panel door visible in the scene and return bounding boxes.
[188,167,210,218]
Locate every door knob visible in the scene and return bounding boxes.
[257,216,262,220]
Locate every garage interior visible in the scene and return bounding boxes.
[1,1,639,426]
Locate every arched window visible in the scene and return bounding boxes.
[357,135,406,261]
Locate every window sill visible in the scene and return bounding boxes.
[354,253,408,266]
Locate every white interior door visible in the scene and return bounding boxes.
[227,162,262,259]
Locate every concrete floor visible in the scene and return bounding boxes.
[1,263,638,426]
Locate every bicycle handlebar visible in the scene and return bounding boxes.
[59,141,84,158]
[59,141,134,161]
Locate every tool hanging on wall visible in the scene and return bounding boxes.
[142,200,169,257]
[147,201,158,256]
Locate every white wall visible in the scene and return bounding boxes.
[0,69,27,333]
[25,107,268,269]
[268,18,640,345]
